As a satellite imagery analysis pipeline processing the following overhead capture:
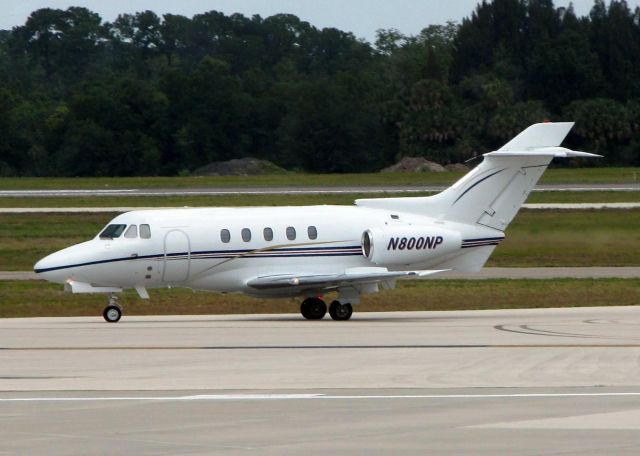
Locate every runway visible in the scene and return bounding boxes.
[2,307,640,454]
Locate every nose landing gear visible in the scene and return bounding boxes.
[103,294,122,323]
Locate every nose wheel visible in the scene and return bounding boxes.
[103,294,122,323]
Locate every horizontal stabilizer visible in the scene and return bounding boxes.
[486,146,602,158]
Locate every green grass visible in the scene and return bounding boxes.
[0,278,637,318]
[538,166,640,184]
[525,191,640,203]
[0,167,639,190]
[1,209,639,271]
[493,209,640,266]
[0,190,639,208]
[0,213,106,271]
[0,173,461,189]
[1,193,425,208]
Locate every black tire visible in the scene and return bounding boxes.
[103,305,122,323]
[329,301,353,321]
[300,298,327,320]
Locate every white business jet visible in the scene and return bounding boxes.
[34,122,599,322]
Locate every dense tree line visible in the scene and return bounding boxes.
[0,0,639,176]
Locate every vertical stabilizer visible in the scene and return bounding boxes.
[499,122,576,151]
[356,122,601,231]
[436,122,600,230]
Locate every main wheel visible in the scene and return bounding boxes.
[103,305,122,323]
[329,301,353,321]
[300,298,327,320]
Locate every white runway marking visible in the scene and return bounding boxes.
[524,202,640,209]
[0,189,138,195]
[3,392,640,402]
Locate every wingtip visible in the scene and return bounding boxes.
[416,269,451,277]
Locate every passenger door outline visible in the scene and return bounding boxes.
[162,229,191,283]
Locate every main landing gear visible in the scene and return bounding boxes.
[300,297,326,320]
[103,293,122,323]
[300,297,352,321]
[329,300,353,321]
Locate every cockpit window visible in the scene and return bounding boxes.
[100,224,126,239]
[140,224,151,239]
[124,225,137,238]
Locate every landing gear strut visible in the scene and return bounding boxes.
[329,301,353,321]
[300,297,327,320]
[103,294,122,323]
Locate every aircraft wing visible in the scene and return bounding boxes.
[246,267,448,290]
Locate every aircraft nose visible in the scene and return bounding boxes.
[34,240,100,284]
[34,251,69,283]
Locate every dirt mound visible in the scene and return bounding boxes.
[444,163,470,172]
[192,157,286,176]
[381,157,446,173]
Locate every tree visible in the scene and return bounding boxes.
[9,7,106,83]
[374,28,408,55]
[396,79,458,159]
[564,98,634,158]
[159,14,191,66]
[55,76,167,176]
[110,11,163,74]
[526,28,604,109]
[162,57,247,172]
[0,3,639,177]
[277,75,385,172]
[451,0,528,82]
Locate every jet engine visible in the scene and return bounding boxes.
[361,225,461,265]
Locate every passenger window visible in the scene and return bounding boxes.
[100,224,126,239]
[220,229,230,243]
[241,228,251,242]
[263,227,273,241]
[124,225,138,238]
[307,226,317,240]
[286,226,296,240]
[140,224,151,239]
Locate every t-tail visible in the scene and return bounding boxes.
[356,122,601,270]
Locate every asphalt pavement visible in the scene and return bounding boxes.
[2,307,640,454]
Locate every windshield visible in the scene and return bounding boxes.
[100,224,127,239]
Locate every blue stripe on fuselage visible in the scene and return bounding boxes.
[33,246,363,274]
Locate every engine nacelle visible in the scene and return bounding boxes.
[361,225,461,266]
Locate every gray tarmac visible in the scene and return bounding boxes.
[2,307,640,454]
